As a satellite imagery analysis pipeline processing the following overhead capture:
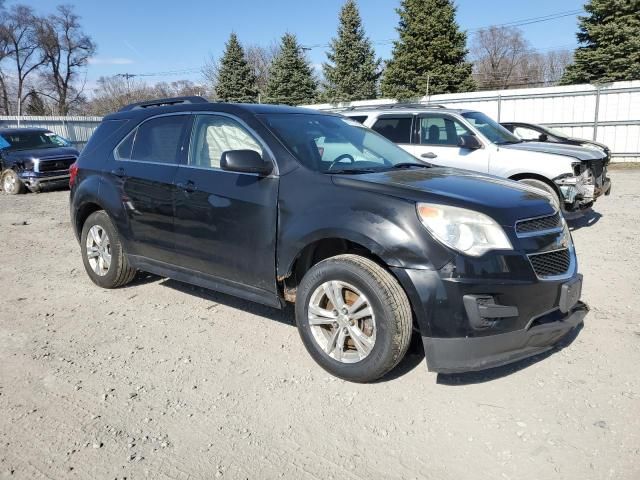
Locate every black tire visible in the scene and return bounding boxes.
[295,254,413,383]
[2,170,26,195]
[80,210,136,289]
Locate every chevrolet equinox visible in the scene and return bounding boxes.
[70,96,587,382]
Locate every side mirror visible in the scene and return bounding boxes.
[538,133,548,142]
[220,149,272,176]
[458,134,482,150]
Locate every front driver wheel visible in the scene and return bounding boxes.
[81,211,136,289]
[295,254,412,383]
[2,170,26,195]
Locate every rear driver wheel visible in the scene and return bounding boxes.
[295,254,413,383]
[81,211,136,288]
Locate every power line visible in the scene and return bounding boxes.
[301,9,583,50]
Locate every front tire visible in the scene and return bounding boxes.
[81,211,136,289]
[2,170,26,195]
[295,254,413,383]
[517,178,562,211]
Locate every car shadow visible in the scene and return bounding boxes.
[436,322,583,386]
[566,209,602,231]
[135,274,583,384]
[156,277,296,326]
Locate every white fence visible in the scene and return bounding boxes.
[0,115,102,150]
[310,80,640,163]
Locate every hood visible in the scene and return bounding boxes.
[501,141,606,161]
[1,146,79,161]
[332,167,555,227]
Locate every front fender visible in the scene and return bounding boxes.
[276,170,453,278]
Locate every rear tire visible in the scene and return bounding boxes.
[295,254,412,383]
[81,211,136,289]
[2,170,26,195]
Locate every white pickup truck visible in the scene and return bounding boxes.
[338,105,612,213]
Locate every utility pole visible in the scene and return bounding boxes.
[117,73,136,100]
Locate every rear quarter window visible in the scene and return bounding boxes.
[371,116,412,144]
[80,119,129,158]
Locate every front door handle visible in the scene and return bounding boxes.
[421,152,437,159]
[177,180,196,193]
[111,167,125,177]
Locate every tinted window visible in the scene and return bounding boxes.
[189,115,262,169]
[129,115,188,164]
[259,113,418,173]
[115,129,134,159]
[371,117,412,143]
[346,115,368,124]
[419,115,471,146]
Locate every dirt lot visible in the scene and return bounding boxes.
[1,170,639,480]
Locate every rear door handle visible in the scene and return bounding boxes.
[111,167,125,177]
[421,152,437,159]
[177,180,196,193]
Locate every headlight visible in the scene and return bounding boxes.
[416,203,512,257]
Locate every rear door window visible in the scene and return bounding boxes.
[371,116,413,144]
[122,115,189,164]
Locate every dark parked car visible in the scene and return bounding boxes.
[70,96,587,382]
[0,127,78,194]
[501,122,611,161]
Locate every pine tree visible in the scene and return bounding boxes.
[561,0,640,85]
[215,33,258,103]
[265,33,317,105]
[322,0,380,102]
[25,89,47,115]
[381,0,475,99]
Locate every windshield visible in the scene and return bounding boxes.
[258,113,422,173]
[0,131,71,151]
[461,112,521,145]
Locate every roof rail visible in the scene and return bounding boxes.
[118,96,209,112]
[337,102,447,112]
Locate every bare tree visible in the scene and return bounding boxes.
[0,23,12,114]
[36,5,95,114]
[245,42,279,97]
[0,4,44,114]
[471,26,530,90]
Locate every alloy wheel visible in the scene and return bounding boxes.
[307,280,376,363]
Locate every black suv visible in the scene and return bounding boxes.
[0,128,78,194]
[70,96,587,382]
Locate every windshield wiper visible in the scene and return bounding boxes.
[326,168,381,175]
[496,140,522,145]
[389,162,432,169]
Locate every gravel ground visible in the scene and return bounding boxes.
[1,170,639,480]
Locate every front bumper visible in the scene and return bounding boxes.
[19,171,70,189]
[422,301,587,373]
[391,256,587,374]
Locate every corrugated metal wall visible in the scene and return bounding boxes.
[0,115,103,150]
[308,80,640,162]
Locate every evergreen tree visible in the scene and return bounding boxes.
[25,89,47,115]
[561,0,640,85]
[215,33,258,102]
[381,0,475,99]
[322,0,380,102]
[265,33,317,105]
